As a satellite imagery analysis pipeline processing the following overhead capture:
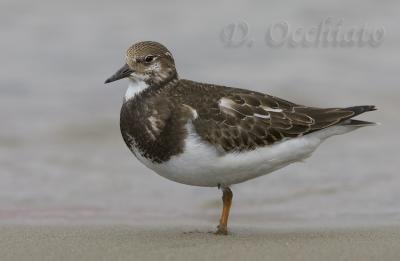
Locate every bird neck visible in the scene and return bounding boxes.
[144,68,179,87]
[124,72,179,102]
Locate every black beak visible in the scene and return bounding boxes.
[104,64,134,84]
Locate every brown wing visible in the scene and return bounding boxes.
[175,80,361,152]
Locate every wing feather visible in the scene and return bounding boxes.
[173,80,373,153]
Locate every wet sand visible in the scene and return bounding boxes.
[1,225,399,261]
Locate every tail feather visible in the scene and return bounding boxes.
[341,119,377,126]
[308,105,377,139]
[344,105,377,117]
[341,105,377,126]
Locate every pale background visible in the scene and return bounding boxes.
[0,0,399,229]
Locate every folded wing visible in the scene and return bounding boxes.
[191,90,375,152]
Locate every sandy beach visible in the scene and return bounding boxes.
[0,225,399,261]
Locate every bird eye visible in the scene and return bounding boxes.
[144,55,155,63]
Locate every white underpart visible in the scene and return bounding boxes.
[125,78,149,101]
[130,121,364,187]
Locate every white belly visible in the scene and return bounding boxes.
[130,123,360,187]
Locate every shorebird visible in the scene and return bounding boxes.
[105,41,376,235]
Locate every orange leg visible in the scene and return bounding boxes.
[215,187,233,235]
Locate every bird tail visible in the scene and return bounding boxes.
[341,105,377,126]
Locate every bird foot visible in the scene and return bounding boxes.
[215,225,228,235]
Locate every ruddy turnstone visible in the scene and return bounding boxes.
[105,41,376,235]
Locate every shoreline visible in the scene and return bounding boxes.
[1,224,399,261]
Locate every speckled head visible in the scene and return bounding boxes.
[105,41,177,86]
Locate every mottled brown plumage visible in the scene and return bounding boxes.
[108,41,378,163]
[105,41,376,235]
[120,77,375,162]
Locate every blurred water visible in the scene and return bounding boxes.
[0,0,399,227]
